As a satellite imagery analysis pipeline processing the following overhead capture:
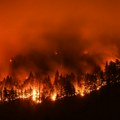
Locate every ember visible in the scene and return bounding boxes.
[51,93,57,101]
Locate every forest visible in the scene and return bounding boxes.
[0,59,120,103]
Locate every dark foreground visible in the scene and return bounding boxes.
[0,84,120,120]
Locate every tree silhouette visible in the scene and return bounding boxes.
[105,61,117,85]
[63,74,75,96]
[10,88,16,101]
[3,87,8,101]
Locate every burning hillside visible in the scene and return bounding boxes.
[0,59,120,103]
[0,0,119,105]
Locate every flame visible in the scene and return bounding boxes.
[51,93,57,101]
[0,69,109,103]
[80,87,85,97]
[32,89,37,101]
[0,79,106,103]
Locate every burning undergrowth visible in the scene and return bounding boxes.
[0,56,120,103]
[0,32,119,103]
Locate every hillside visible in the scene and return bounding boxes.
[0,83,120,120]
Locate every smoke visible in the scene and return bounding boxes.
[0,0,120,80]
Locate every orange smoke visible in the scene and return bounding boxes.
[0,0,120,80]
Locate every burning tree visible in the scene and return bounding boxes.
[0,59,119,103]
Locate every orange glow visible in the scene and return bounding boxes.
[32,89,37,101]
[51,93,57,101]
[0,0,119,104]
[0,72,108,104]
[0,0,119,79]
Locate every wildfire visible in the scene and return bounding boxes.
[32,89,37,101]
[31,89,42,103]
[51,93,57,101]
[0,67,110,104]
[80,89,85,97]
[80,92,85,97]
[0,79,107,103]
[96,86,101,91]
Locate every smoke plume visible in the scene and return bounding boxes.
[0,0,120,80]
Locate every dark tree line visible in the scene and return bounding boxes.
[0,59,120,102]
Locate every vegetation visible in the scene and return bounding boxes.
[0,59,120,103]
